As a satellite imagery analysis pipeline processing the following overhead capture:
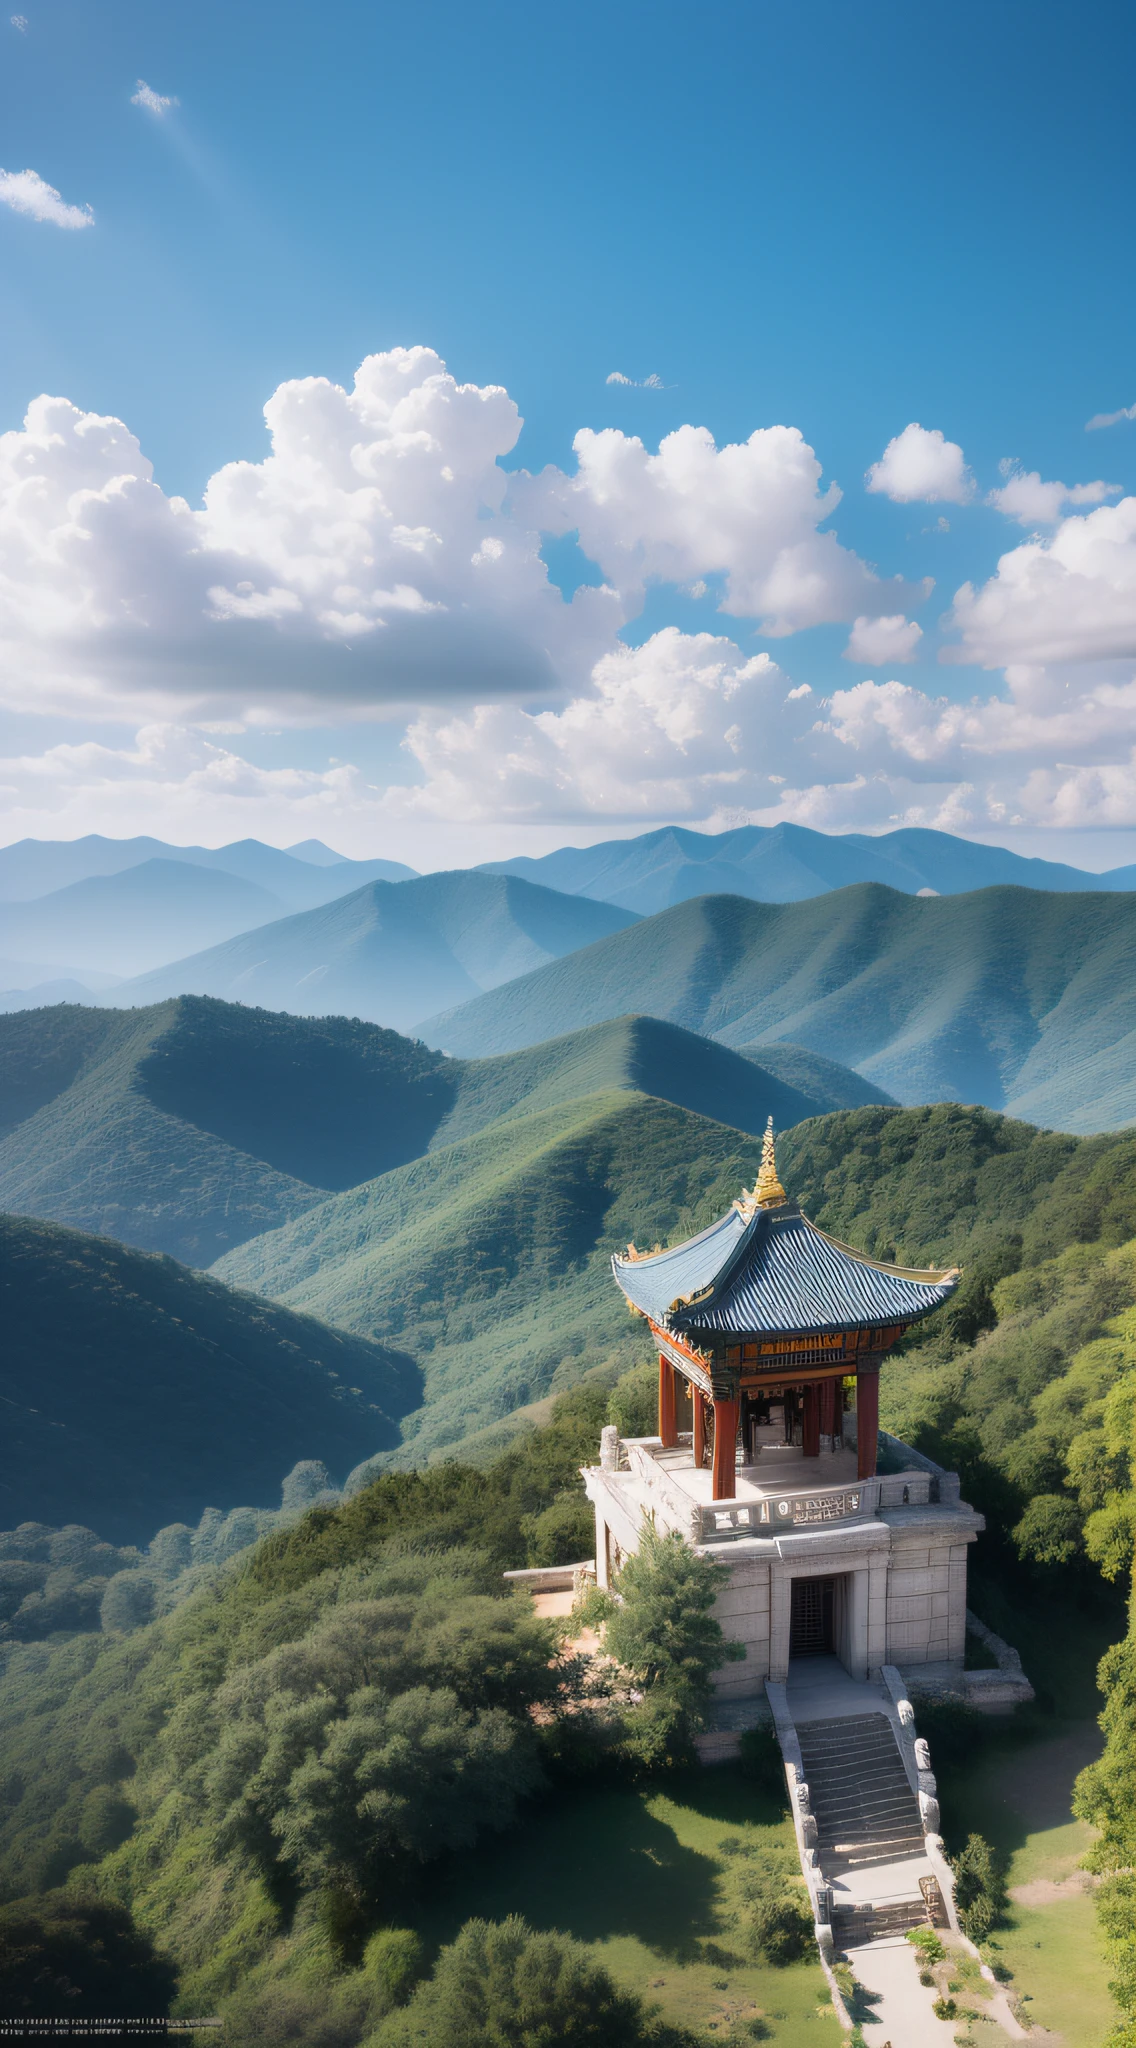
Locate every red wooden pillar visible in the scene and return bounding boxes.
[819,1376,837,1443]
[657,1355,678,1447]
[802,1382,821,1457]
[691,1387,707,1468]
[856,1366,879,1480]
[711,1397,739,1499]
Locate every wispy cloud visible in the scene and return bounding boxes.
[1086,403,1136,431]
[131,79,179,116]
[0,167,93,228]
[606,370,666,389]
[10,16,27,31]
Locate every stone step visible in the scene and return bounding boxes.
[832,1896,929,1945]
[793,1712,923,1866]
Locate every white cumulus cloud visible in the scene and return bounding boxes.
[516,422,924,636]
[948,496,1136,671]
[393,628,821,825]
[0,168,92,229]
[843,614,923,665]
[606,371,666,389]
[987,465,1120,527]
[866,423,974,505]
[0,350,622,722]
[131,80,179,115]
[0,347,914,723]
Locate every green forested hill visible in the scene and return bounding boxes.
[0,1001,835,1265]
[429,1014,829,1147]
[114,869,640,1030]
[0,1003,333,1265]
[778,1103,1136,1275]
[219,1095,1136,1472]
[0,1213,419,1544]
[422,883,1136,1130]
[215,1091,765,1465]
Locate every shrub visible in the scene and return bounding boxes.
[217,1978,362,2048]
[361,1927,425,2006]
[369,1914,676,2047]
[952,1834,1007,1941]
[521,1490,594,1567]
[741,1887,813,1965]
[906,1925,945,1961]
[738,1723,786,1806]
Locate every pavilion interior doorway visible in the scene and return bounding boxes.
[790,1574,838,1657]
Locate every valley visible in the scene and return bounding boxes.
[2,826,1136,2046]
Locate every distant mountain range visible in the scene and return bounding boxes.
[2,818,1136,1004]
[0,836,415,985]
[0,998,861,1264]
[0,831,414,902]
[113,871,641,1030]
[480,821,1136,914]
[0,1211,418,1544]
[423,883,1136,1132]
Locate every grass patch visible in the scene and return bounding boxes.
[403,1770,841,2046]
[990,1896,1109,2048]
[925,1599,1117,2048]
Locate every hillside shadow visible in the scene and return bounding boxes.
[417,1787,721,1962]
[139,999,457,1189]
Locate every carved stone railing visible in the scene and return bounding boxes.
[622,1440,703,1543]
[614,1438,934,1544]
[698,1482,876,1539]
[697,1469,934,1541]
[881,1663,959,1934]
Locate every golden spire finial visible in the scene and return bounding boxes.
[753,1116,787,1209]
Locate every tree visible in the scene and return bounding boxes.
[371,1915,684,2047]
[606,1362,657,1439]
[1013,1494,1083,1568]
[209,1682,542,1899]
[604,1523,744,1721]
[101,1570,158,1634]
[0,1894,176,2028]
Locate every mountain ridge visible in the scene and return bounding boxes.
[479,820,1136,914]
[422,881,1136,1131]
[0,1000,849,1263]
[111,870,641,1030]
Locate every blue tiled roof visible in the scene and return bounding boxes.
[611,1201,957,1337]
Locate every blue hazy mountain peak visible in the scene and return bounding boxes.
[478,821,1127,915]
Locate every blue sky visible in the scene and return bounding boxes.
[2,0,1136,864]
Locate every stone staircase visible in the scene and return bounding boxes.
[795,1712,926,1870]
[830,1896,930,1946]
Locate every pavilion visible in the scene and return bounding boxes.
[585,1124,983,1685]
[611,1120,959,1498]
